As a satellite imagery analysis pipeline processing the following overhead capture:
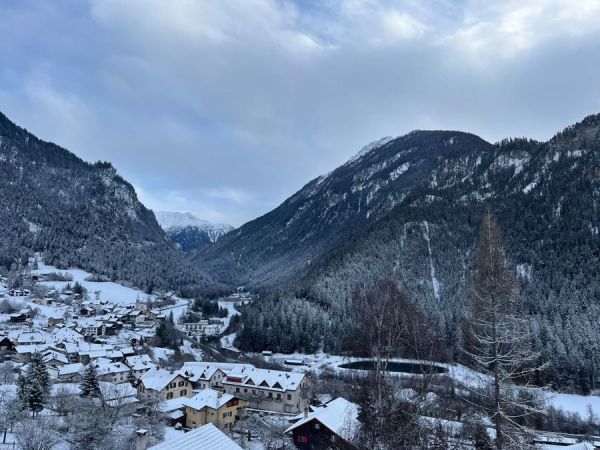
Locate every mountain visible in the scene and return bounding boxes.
[0,111,224,296]
[196,114,600,391]
[155,211,233,252]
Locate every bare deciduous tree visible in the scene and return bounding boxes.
[15,417,62,450]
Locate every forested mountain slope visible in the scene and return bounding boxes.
[198,114,600,392]
[0,112,224,296]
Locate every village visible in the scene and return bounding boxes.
[1,256,600,450]
[0,257,359,450]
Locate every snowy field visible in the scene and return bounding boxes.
[33,262,154,305]
[548,392,600,418]
[28,261,189,320]
[257,351,600,418]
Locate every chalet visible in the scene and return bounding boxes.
[0,336,15,352]
[182,388,247,430]
[285,397,359,450]
[9,313,27,323]
[221,367,310,414]
[138,368,192,401]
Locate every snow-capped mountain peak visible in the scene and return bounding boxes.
[155,211,234,251]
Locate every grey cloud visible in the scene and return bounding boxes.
[1,0,600,226]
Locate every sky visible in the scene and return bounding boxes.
[1,0,600,227]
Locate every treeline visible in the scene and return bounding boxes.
[235,298,325,354]
[192,298,228,318]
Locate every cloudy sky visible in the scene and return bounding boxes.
[1,0,600,226]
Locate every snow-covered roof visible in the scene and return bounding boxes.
[285,397,359,441]
[140,367,187,392]
[148,423,242,450]
[93,361,129,376]
[180,362,254,382]
[43,350,68,364]
[51,327,83,341]
[182,388,234,411]
[15,343,51,354]
[58,363,84,376]
[542,443,595,450]
[222,367,305,392]
[125,354,153,369]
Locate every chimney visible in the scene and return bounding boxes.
[303,406,309,418]
[135,429,148,450]
[218,390,223,398]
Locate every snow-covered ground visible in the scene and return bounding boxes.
[29,261,189,320]
[33,262,154,305]
[256,351,600,418]
[220,332,238,350]
[548,392,600,418]
[217,300,241,332]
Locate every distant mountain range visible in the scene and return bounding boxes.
[0,111,225,297]
[155,211,233,252]
[196,113,600,389]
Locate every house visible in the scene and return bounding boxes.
[14,344,51,362]
[125,354,156,378]
[57,363,85,382]
[43,350,69,367]
[0,336,15,352]
[221,367,310,414]
[285,397,359,450]
[98,381,139,410]
[9,313,27,323]
[93,360,130,383]
[181,362,255,390]
[137,368,192,400]
[146,423,242,450]
[181,388,247,430]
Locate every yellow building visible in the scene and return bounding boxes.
[137,367,192,401]
[183,388,247,430]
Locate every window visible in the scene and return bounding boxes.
[244,388,247,393]
[236,387,240,393]
[287,394,292,400]
[166,392,173,399]
[180,390,187,396]
[314,423,320,430]
[296,435,308,444]
[178,381,184,387]
[276,393,281,399]
[268,392,273,399]
[223,411,232,418]
[252,390,257,395]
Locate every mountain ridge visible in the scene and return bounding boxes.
[155,211,233,252]
[0,111,225,297]
[197,113,600,390]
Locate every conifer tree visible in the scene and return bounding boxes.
[80,364,100,398]
[127,368,137,386]
[431,422,449,449]
[465,212,546,449]
[17,352,50,417]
